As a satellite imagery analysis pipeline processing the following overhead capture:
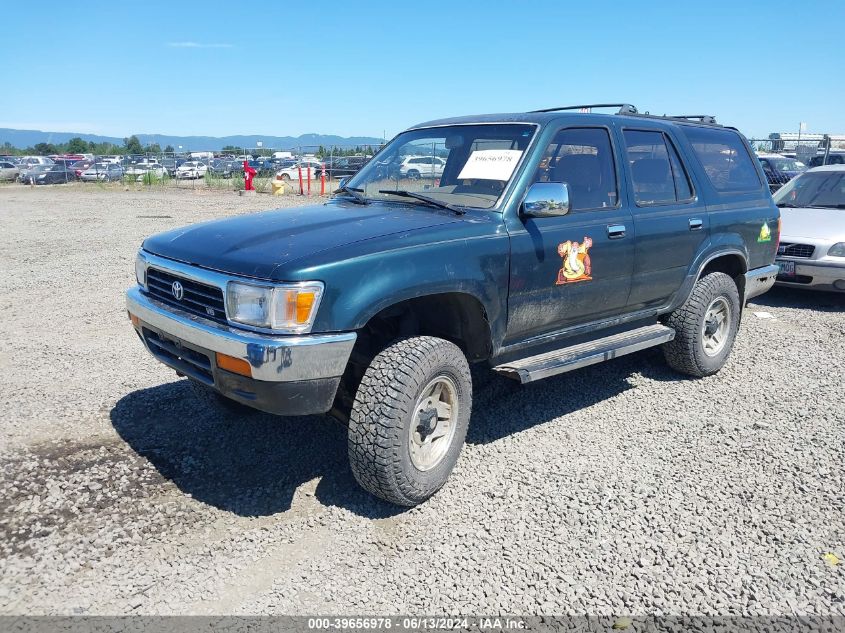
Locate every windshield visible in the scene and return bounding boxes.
[773,171,845,209]
[767,157,806,172]
[346,123,536,210]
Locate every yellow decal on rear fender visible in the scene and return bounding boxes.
[758,222,772,242]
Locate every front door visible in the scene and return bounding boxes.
[504,126,634,345]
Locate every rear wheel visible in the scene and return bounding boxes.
[348,336,472,506]
[406,169,420,180]
[662,272,741,377]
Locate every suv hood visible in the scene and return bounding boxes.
[142,201,462,280]
[780,207,845,241]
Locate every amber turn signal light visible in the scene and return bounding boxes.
[215,352,252,378]
[128,312,139,327]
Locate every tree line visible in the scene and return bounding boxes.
[2,137,381,158]
[0,136,175,157]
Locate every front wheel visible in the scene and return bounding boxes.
[348,336,472,506]
[662,272,741,377]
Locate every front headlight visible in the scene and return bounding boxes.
[226,281,323,333]
[135,252,147,287]
[828,242,845,258]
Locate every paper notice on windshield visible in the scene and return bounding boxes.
[457,149,523,181]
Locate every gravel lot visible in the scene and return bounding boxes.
[0,184,843,617]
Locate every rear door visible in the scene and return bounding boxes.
[505,126,634,343]
[620,127,709,310]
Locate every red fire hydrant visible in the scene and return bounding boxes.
[243,160,257,191]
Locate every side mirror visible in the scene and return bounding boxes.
[337,176,350,190]
[522,182,571,217]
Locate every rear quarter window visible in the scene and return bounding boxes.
[682,127,762,192]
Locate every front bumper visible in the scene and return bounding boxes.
[775,259,845,292]
[744,264,779,302]
[126,286,356,415]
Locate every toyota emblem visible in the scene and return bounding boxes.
[171,280,184,301]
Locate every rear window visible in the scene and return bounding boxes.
[683,127,761,192]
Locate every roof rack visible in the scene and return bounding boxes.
[531,103,638,115]
[667,114,718,124]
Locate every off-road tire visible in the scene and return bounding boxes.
[662,272,741,377]
[348,336,472,506]
[188,379,257,415]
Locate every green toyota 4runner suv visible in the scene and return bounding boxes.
[127,104,779,506]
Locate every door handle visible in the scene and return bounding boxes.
[607,224,626,239]
[689,218,704,231]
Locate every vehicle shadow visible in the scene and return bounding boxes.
[110,381,402,519]
[749,286,845,312]
[111,348,680,517]
[466,347,678,444]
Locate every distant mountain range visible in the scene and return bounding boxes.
[0,128,385,151]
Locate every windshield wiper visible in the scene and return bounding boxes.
[378,189,466,215]
[776,202,802,208]
[334,185,369,205]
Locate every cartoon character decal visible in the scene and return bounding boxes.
[758,222,772,243]
[556,237,593,284]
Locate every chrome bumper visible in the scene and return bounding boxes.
[744,264,778,302]
[126,286,356,382]
[775,259,845,292]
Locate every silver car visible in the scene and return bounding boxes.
[81,163,124,182]
[0,160,19,181]
[773,165,845,292]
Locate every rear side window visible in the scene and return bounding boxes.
[682,127,761,192]
[623,129,694,205]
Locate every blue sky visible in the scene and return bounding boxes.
[3,0,843,141]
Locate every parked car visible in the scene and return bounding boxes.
[772,164,845,292]
[17,164,52,183]
[398,155,447,180]
[208,159,238,178]
[18,156,54,169]
[33,163,77,184]
[125,163,167,182]
[274,159,323,181]
[321,156,369,179]
[128,104,779,506]
[0,160,20,181]
[757,153,807,192]
[175,161,208,179]
[807,151,845,168]
[245,159,276,177]
[70,159,95,179]
[160,158,186,176]
[80,163,124,182]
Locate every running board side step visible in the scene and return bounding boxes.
[493,324,675,384]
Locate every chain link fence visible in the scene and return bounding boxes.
[6,144,385,195]
[748,134,844,192]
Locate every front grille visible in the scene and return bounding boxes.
[143,328,214,384]
[145,267,227,324]
[778,243,815,258]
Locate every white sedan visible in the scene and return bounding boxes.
[175,161,208,179]
[773,164,845,293]
[274,159,323,182]
[125,163,167,182]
